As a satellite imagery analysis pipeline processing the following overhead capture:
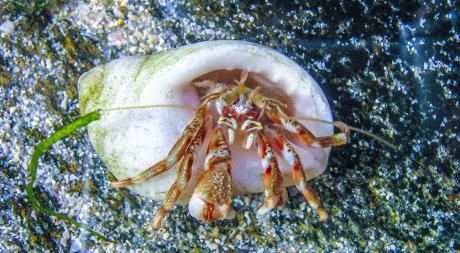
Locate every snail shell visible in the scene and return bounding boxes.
[78,40,333,203]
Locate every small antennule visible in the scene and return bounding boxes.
[234,70,249,97]
[288,115,398,150]
[248,86,263,101]
[192,80,216,88]
[240,70,249,83]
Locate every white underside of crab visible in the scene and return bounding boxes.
[78,40,333,205]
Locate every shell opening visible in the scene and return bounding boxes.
[80,41,336,200]
[190,69,296,115]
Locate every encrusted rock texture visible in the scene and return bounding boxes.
[1,0,458,252]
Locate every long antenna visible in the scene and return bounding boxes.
[102,103,195,112]
[289,115,398,150]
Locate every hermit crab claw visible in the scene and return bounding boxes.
[188,193,236,221]
[188,128,236,222]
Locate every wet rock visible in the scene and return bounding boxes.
[1,0,458,251]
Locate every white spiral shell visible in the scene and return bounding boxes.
[78,40,333,203]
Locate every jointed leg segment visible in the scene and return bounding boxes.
[152,117,210,228]
[256,131,287,215]
[272,130,328,221]
[110,105,209,188]
[267,107,350,148]
[189,127,235,221]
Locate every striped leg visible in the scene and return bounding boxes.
[110,105,209,188]
[267,108,349,148]
[273,130,328,221]
[256,131,287,215]
[188,128,235,221]
[152,117,210,229]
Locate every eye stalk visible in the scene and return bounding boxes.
[219,89,239,106]
[248,86,264,107]
[220,70,250,107]
[236,70,249,99]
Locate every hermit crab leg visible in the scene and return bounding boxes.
[240,118,263,149]
[256,131,288,215]
[217,116,237,144]
[272,130,328,221]
[267,107,350,148]
[152,117,211,229]
[200,85,232,105]
[110,105,209,188]
[188,127,235,221]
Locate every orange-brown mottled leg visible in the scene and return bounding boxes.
[188,128,235,221]
[272,130,328,222]
[152,118,210,229]
[110,105,209,188]
[256,131,287,215]
[267,108,350,148]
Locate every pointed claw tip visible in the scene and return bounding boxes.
[338,133,347,139]
[318,209,328,222]
[228,129,235,145]
[312,142,322,148]
[152,220,161,230]
[110,181,125,188]
[152,214,165,230]
[244,138,253,149]
[152,208,167,229]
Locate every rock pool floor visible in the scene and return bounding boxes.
[1,0,458,252]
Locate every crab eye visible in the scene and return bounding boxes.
[220,91,238,106]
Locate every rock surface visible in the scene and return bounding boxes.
[1,0,458,252]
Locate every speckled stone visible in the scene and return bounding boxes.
[1,0,458,252]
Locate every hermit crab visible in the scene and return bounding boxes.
[27,40,395,240]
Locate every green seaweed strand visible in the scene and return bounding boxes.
[26,110,113,242]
